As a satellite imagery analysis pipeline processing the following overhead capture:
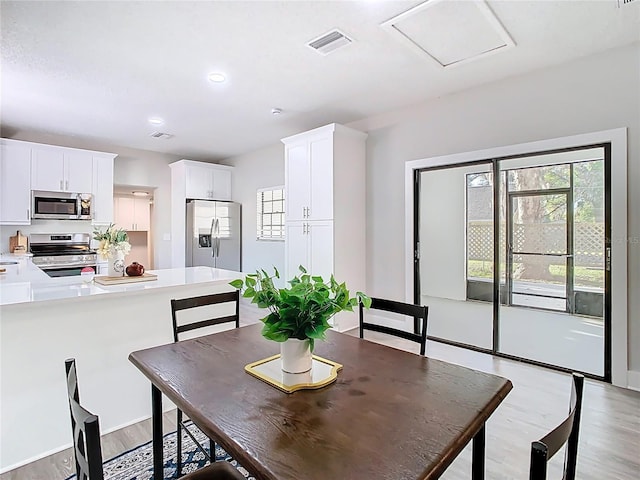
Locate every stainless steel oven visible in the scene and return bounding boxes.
[30,233,97,277]
[31,191,93,220]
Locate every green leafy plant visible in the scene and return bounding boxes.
[230,266,371,350]
[92,223,131,258]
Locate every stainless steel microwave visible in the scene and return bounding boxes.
[31,191,93,220]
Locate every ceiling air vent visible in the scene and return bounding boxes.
[617,0,636,6]
[307,29,352,55]
[149,132,173,139]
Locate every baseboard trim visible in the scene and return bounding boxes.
[0,405,177,474]
[627,370,640,391]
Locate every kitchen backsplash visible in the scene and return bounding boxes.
[0,220,94,255]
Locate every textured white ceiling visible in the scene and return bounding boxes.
[1,0,639,160]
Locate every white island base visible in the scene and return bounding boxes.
[0,267,245,473]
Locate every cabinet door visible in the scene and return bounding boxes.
[64,151,93,192]
[212,169,232,200]
[185,165,213,199]
[115,196,136,230]
[133,197,151,231]
[308,136,333,221]
[0,143,31,225]
[308,221,334,280]
[285,143,310,222]
[285,222,309,280]
[92,156,114,225]
[31,148,64,191]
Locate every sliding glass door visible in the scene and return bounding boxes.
[497,148,608,377]
[416,145,610,379]
[417,161,493,350]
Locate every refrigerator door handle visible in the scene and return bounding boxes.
[214,218,216,258]
[215,218,221,258]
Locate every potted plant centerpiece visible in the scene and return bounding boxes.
[93,224,131,277]
[230,266,371,374]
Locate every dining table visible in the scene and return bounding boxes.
[129,323,512,480]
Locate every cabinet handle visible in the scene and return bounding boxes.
[65,180,69,190]
[27,209,30,219]
[60,180,63,190]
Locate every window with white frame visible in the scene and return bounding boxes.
[257,186,285,240]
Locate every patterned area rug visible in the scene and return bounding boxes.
[66,422,254,480]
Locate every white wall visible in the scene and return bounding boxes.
[350,43,640,372]
[224,143,285,278]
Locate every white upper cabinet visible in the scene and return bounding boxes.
[92,155,114,225]
[114,195,150,231]
[184,162,232,201]
[0,141,31,225]
[31,147,93,193]
[31,148,63,192]
[284,135,333,222]
[64,151,93,192]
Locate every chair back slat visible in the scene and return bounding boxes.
[65,359,104,480]
[171,290,240,342]
[529,373,584,480]
[359,297,429,356]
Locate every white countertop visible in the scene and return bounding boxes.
[0,254,243,306]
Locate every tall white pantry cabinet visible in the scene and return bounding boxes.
[282,123,367,332]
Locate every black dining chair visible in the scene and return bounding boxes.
[359,297,429,355]
[529,373,585,480]
[170,290,240,476]
[65,358,245,480]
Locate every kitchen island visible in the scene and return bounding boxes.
[0,257,245,472]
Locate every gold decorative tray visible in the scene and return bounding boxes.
[245,354,342,394]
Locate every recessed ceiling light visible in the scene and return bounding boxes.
[132,191,149,197]
[271,108,283,116]
[208,72,226,83]
[148,117,164,125]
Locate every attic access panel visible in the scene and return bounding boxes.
[381,0,515,68]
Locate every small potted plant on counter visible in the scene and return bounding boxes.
[93,224,131,277]
[230,266,370,374]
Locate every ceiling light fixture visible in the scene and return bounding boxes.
[148,117,164,126]
[208,72,226,83]
[271,108,283,115]
[132,191,149,197]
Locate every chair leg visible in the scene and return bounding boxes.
[177,409,183,477]
[210,438,215,462]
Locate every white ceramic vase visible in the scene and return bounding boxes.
[280,338,312,374]
[107,250,126,277]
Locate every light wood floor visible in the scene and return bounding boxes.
[3,310,639,480]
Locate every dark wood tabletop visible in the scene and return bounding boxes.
[129,324,512,480]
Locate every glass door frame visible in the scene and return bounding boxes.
[413,144,612,382]
[506,189,573,313]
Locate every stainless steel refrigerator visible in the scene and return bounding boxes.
[186,200,241,270]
